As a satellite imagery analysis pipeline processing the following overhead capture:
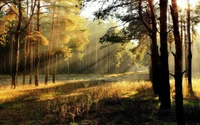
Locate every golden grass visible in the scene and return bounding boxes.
[1,75,200,124]
[0,79,87,103]
[1,77,200,105]
[170,78,200,99]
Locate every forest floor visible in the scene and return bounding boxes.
[0,72,200,125]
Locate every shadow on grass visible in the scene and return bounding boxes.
[0,76,200,125]
[0,79,111,124]
[83,88,161,125]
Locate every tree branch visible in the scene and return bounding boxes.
[169,73,175,77]
[2,0,19,17]
[23,0,37,30]
[138,0,153,33]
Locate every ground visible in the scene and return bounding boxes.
[0,72,200,125]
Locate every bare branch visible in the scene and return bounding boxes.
[23,0,37,30]
[0,1,12,10]
[182,70,186,75]
[171,51,176,57]
[147,52,152,56]
[2,0,19,17]
[169,73,175,77]
[138,0,153,33]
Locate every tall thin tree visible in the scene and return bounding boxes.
[170,0,185,124]
[187,0,192,88]
[11,0,22,88]
[45,1,55,84]
[159,0,171,109]
[35,0,40,86]
[138,0,160,95]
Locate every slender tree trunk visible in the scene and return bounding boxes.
[45,47,50,84]
[23,38,27,85]
[53,0,59,83]
[23,1,28,85]
[52,54,57,83]
[170,0,185,124]
[29,40,33,84]
[184,17,188,77]
[159,0,171,109]
[150,34,160,95]
[45,2,55,84]
[35,0,40,86]
[138,0,160,95]
[149,0,160,95]
[187,0,192,87]
[29,0,35,85]
[12,0,22,88]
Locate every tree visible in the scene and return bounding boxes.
[45,0,55,85]
[138,0,160,95]
[187,0,192,89]
[159,0,171,109]
[35,0,41,86]
[11,0,23,88]
[0,0,37,88]
[170,0,185,124]
[43,0,88,84]
[87,0,171,108]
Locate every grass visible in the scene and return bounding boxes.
[0,73,200,124]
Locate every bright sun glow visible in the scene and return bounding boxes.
[177,0,200,10]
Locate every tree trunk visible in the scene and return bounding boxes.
[170,0,185,124]
[23,38,27,85]
[45,47,50,84]
[45,2,55,84]
[159,0,171,109]
[29,39,33,84]
[52,54,57,83]
[11,0,22,88]
[184,17,188,77]
[52,1,59,83]
[149,0,160,95]
[138,0,160,95]
[23,0,29,85]
[29,0,35,85]
[35,0,40,87]
[150,34,160,95]
[187,0,192,87]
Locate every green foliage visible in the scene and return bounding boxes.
[130,35,150,67]
[39,0,89,61]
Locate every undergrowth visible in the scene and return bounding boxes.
[0,74,199,124]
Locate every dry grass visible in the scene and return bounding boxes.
[170,78,200,99]
[0,73,200,124]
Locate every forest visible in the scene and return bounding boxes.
[1,0,200,124]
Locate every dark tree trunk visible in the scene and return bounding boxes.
[151,34,160,95]
[149,0,160,95]
[187,0,192,87]
[52,54,57,83]
[45,48,50,84]
[184,18,188,77]
[12,33,20,88]
[159,0,171,109]
[23,0,30,85]
[52,3,59,83]
[12,0,22,88]
[29,39,33,84]
[170,0,185,124]
[35,0,40,87]
[23,38,27,85]
[138,0,160,95]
